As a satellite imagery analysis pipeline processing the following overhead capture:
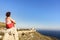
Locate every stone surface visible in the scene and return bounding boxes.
[0,22,59,40]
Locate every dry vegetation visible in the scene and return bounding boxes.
[0,22,6,30]
[0,22,59,40]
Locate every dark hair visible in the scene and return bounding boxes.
[6,12,11,17]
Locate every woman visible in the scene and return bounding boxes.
[3,12,19,40]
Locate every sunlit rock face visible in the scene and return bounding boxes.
[18,29,58,40]
[0,22,59,40]
[0,29,59,40]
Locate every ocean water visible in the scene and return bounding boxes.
[37,30,60,39]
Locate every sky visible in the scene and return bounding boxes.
[0,0,60,30]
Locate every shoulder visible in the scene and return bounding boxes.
[9,17,12,19]
[6,17,12,20]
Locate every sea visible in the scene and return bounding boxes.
[37,30,60,39]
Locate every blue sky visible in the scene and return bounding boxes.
[0,0,60,30]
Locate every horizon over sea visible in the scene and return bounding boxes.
[37,29,60,39]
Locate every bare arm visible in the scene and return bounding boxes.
[10,17,16,24]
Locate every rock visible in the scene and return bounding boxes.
[0,22,59,40]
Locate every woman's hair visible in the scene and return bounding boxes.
[6,12,11,17]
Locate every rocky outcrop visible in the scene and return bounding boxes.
[18,29,59,40]
[0,29,59,40]
[0,22,59,40]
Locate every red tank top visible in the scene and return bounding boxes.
[6,21,14,29]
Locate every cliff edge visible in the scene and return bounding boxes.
[0,22,59,40]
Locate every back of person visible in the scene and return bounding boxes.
[6,17,14,29]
